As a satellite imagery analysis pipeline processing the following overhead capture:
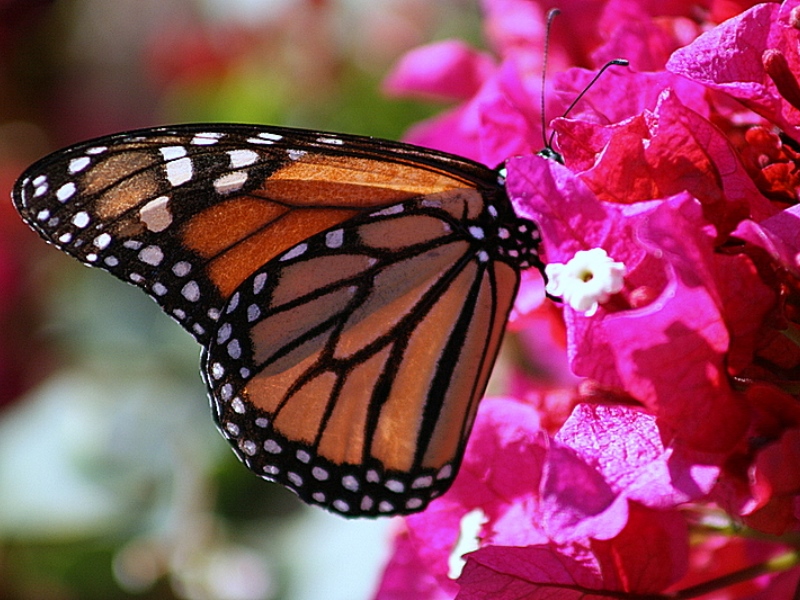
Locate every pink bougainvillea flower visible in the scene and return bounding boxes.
[374,398,719,600]
[457,506,689,599]
[382,40,496,102]
[553,88,776,233]
[667,0,800,141]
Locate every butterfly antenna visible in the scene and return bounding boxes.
[546,57,629,149]
[540,8,560,151]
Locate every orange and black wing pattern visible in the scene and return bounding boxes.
[12,123,543,517]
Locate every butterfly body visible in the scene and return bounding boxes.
[13,123,542,517]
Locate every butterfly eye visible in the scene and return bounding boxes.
[12,123,544,517]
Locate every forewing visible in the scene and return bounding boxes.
[12,124,494,343]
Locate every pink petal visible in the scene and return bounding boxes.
[551,67,709,127]
[556,405,720,508]
[554,89,776,232]
[456,545,607,600]
[373,527,456,600]
[667,1,800,140]
[383,40,496,102]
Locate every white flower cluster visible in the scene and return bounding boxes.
[544,248,626,316]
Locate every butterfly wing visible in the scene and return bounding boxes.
[12,123,543,517]
[12,124,493,342]
[205,189,541,516]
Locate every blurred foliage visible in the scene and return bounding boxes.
[0,1,482,598]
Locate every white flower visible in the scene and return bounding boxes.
[544,248,626,316]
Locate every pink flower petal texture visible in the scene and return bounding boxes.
[667,0,800,140]
[456,507,687,599]
[507,156,761,453]
[382,40,496,102]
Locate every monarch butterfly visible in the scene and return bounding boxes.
[12,123,544,517]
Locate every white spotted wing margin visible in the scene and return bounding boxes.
[11,126,289,343]
[204,193,527,517]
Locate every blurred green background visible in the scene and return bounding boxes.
[0,1,482,598]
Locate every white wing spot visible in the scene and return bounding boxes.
[86,146,107,154]
[332,499,350,512]
[437,464,453,480]
[287,149,307,161]
[231,398,245,414]
[181,280,201,302]
[227,339,241,359]
[280,243,307,261]
[213,171,248,194]
[227,292,240,312]
[217,322,232,343]
[159,145,187,160]
[220,383,233,400]
[58,232,72,244]
[378,501,394,513]
[255,417,268,428]
[342,475,359,492]
[477,250,489,262]
[36,209,50,221]
[123,240,142,250]
[316,135,343,145]
[211,363,224,379]
[385,480,405,493]
[263,465,280,475]
[71,211,90,228]
[412,475,433,489]
[264,439,282,454]
[172,261,192,276]
[469,226,485,240]
[165,157,193,187]
[313,492,326,503]
[246,131,283,144]
[240,440,257,455]
[56,182,76,202]
[85,253,98,262]
[247,304,260,322]
[296,450,311,463]
[138,245,164,266]
[228,149,259,168]
[372,204,403,217]
[225,422,240,436]
[287,472,303,487]
[139,196,172,232]
[325,229,343,249]
[366,470,379,483]
[93,233,111,249]
[104,256,119,267]
[360,496,374,511]
[312,466,329,481]
[130,273,144,283]
[152,282,168,296]
[68,156,91,173]
[190,132,223,145]
[33,180,49,198]
[405,498,423,509]
[253,272,267,294]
